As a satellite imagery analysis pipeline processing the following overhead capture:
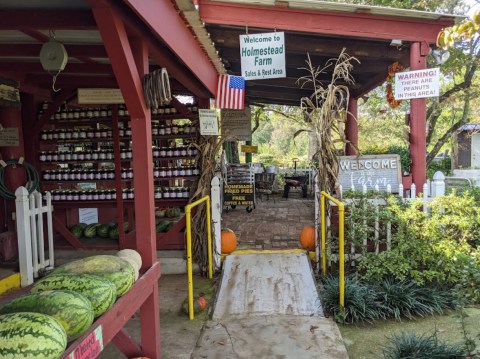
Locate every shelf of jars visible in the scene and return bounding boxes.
[37,122,197,143]
[48,186,191,201]
[41,166,199,181]
[39,101,199,123]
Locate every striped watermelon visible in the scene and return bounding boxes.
[0,312,67,359]
[50,255,135,297]
[0,290,94,341]
[32,273,116,317]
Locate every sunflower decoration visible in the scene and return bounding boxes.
[386,62,405,109]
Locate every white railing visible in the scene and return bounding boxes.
[316,172,447,267]
[15,187,54,287]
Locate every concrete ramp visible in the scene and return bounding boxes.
[193,250,349,358]
[213,250,322,319]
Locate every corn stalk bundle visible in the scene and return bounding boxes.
[189,134,227,274]
[297,49,359,194]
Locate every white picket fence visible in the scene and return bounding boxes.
[15,187,54,287]
[315,172,447,267]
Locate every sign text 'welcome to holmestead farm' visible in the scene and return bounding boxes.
[239,32,286,80]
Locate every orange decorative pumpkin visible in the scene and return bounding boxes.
[221,228,238,254]
[299,226,316,251]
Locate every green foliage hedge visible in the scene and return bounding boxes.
[321,276,455,324]
[337,190,480,306]
[382,331,466,359]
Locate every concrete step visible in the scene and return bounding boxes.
[193,250,349,358]
[213,250,322,319]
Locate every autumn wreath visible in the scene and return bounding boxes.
[386,62,405,109]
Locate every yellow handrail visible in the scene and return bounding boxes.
[320,191,345,308]
[185,196,213,320]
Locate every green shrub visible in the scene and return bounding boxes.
[427,156,452,179]
[321,276,455,323]
[374,279,454,320]
[454,254,480,304]
[321,275,381,323]
[357,193,480,288]
[382,331,466,359]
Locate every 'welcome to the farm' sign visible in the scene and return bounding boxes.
[337,154,402,192]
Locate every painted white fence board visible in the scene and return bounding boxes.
[15,187,54,286]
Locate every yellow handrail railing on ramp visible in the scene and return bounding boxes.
[320,191,345,308]
[185,196,213,320]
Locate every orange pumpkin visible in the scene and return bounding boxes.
[299,226,316,251]
[221,228,238,254]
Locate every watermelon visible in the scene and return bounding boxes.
[32,273,116,317]
[0,290,94,341]
[0,312,67,359]
[117,250,142,281]
[50,255,135,297]
[97,224,111,238]
[117,249,142,270]
[156,221,170,233]
[70,224,84,238]
[109,226,119,240]
[83,223,100,238]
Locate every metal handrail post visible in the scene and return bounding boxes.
[320,191,345,308]
[184,195,213,320]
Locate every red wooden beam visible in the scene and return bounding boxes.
[0,10,96,30]
[24,74,118,88]
[409,42,427,190]
[198,0,453,43]
[122,0,218,95]
[20,29,99,65]
[91,7,147,119]
[1,62,113,75]
[111,329,142,357]
[0,44,108,58]
[33,88,76,134]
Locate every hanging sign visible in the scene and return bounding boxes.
[0,128,19,147]
[337,154,401,192]
[394,68,440,100]
[0,77,21,108]
[78,88,125,104]
[221,108,251,141]
[240,32,285,80]
[199,109,219,136]
[241,145,258,153]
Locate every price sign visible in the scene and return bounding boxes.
[66,325,103,359]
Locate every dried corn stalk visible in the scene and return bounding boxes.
[297,49,359,194]
[189,134,227,274]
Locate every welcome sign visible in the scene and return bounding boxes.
[239,32,286,80]
[337,155,402,192]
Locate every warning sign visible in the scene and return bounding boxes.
[394,68,440,100]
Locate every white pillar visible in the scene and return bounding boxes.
[211,175,222,269]
[15,187,33,286]
[432,171,446,197]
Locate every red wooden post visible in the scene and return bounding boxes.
[409,42,428,190]
[93,6,160,358]
[345,97,358,155]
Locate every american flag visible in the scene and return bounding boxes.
[215,74,245,110]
